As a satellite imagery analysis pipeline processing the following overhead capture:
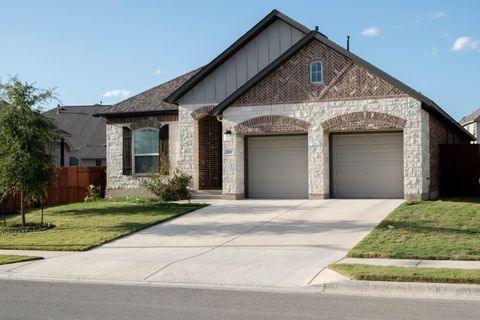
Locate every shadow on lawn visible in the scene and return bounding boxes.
[438,197,480,204]
[46,202,207,217]
[377,220,480,236]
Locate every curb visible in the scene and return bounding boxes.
[316,280,480,301]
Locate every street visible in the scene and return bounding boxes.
[0,280,478,320]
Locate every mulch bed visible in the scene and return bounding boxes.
[0,222,55,233]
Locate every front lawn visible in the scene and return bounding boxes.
[0,198,207,251]
[0,255,43,265]
[330,263,480,285]
[348,198,480,261]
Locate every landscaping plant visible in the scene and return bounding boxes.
[84,184,102,202]
[143,168,192,202]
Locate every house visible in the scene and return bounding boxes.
[460,108,480,143]
[96,10,474,200]
[44,104,110,167]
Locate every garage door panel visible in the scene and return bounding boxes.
[248,135,308,199]
[332,133,404,199]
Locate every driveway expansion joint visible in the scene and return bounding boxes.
[143,200,312,281]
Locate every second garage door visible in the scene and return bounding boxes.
[247,135,308,199]
[332,132,404,199]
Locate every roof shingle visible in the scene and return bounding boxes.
[460,108,480,125]
[44,105,110,160]
[96,68,201,117]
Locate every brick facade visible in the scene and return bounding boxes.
[198,116,222,190]
[191,105,216,120]
[107,114,178,129]
[234,115,310,135]
[321,111,406,132]
[232,39,407,107]
[429,113,470,198]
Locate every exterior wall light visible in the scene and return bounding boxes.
[223,130,232,142]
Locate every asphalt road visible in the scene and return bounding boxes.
[0,280,479,320]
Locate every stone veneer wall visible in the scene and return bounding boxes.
[429,113,471,199]
[105,116,179,195]
[222,97,430,200]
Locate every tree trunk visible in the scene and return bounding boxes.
[20,192,26,226]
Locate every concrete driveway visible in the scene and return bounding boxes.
[1,199,403,288]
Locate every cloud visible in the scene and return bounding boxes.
[102,89,131,98]
[412,17,422,24]
[452,36,480,52]
[361,27,380,37]
[430,47,439,56]
[430,11,446,19]
[154,68,162,75]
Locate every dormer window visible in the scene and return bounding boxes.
[310,61,323,84]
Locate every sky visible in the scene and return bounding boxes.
[0,0,479,120]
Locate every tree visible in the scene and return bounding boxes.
[0,76,57,226]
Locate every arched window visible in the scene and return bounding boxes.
[310,61,323,84]
[134,128,159,174]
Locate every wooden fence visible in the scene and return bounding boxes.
[1,166,106,214]
[439,144,480,197]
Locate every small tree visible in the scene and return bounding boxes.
[0,76,57,226]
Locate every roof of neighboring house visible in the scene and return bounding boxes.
[95,68,201,117]
[44,105,110,160]
[165,9,313,104]
[208,30,474,140]
[460,108,480,125]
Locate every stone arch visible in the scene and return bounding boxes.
[191,105,216,120]
[130,118,163,131]
[234,115,310,135]
[321,111,406,132]
[130,118,171,131]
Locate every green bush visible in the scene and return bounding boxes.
[143,169,192,202]
[84,185,102,202]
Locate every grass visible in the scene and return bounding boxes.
[330,263,480,285]
[348,198,480,261]
[0,197,207,251]
[0,255,43,265]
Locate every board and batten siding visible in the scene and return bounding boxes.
[179,19,305,105]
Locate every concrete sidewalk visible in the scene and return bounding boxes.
[338,257,480,269]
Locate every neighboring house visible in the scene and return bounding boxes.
[460,108,480,143]
[44,105,110,167]
[96,10,474,200]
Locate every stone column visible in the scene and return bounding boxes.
[222,119,245,199]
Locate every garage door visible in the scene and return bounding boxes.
[332,132,403,198]
[247,135,308,199]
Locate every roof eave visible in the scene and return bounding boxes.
[421,102,476,141]
[93,109,178,118]
[165,9,311,104]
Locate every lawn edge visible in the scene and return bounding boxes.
[82,202,209,251]
[329,263,480,285]
[0,202,209,252]
[0,255,44,266]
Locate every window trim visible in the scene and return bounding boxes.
[310,61,323,84]
[133,127,160,175]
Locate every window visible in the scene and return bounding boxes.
[69,157,79,166]
[134,128,159,174]
[310,61,323,84]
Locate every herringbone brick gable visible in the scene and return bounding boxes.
[232,40,407,107]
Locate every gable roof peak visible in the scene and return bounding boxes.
[460,107,480,124]
[164,9,312,104]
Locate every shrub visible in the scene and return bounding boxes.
[143,169,192,202]
[84,184,102,202]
